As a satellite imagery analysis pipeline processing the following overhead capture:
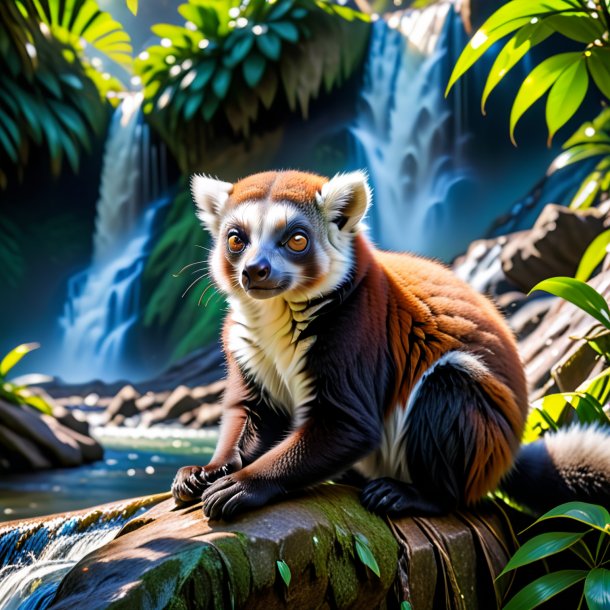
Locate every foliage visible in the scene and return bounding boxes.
[0,343,53,414]
[276,559,291,586]
[576,229,610,281]
[525,274,610,439]
[354,533,381,577]
[500,502,610,610]
[135,0,370,171]
[548,108,610,210]
[141,186,225,362]
[21,0,133,95]
[0,0,131,188]
[446,0,610,146]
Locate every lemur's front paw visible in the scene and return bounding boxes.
[171,461,238,505]
[201,472,279,520]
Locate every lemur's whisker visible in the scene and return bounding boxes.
[205,290,220,308]
[197,283,216,306]
[181,274,206,298]
[194,244,213,253]
[173,260,207,276]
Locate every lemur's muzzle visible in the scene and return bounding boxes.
[242,257,274,290]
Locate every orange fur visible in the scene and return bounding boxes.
[229,171,327,207]
[348,235,528,503]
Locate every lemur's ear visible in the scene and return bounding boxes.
[316,170,371,232]
[191,174,233,235]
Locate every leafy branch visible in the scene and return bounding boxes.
[446,0,610,146]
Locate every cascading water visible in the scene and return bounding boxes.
[0,496,164,610]
[351,3,474,260]
[54,93,170,384]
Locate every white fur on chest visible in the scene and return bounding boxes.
[228,297,325,423]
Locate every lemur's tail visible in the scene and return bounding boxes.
[500,425,610,514]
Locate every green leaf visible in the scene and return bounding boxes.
[446,16,535,96]
[576,230,610,282]
[546,58,588,145]
[499,532,587,577]
[503,570,587,610]
[151,24,188,42]
[481,22,553,114]
[21,393,53,415]
[546,13,605,43]
[579,367,610,410]
[533,501,610,534]
[269,21,300,43]
[126,0,138,16]
[528,277,610,330]
[511,53,582,145]
[257,32,281,61]
[190,60,216,90]
[0,343,40,378]
[584,568,610,610]
[400,603,413,610]
[225,34,254,68]
[276,560,291,587]
[587,48,610,100]
[570,174,602,210]
[354,533,380,577]
[183,91,204,120]
[268,1,294,21]
[211,67,232,99]
[243,52,266,87]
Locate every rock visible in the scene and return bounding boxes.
[135,390,170,412]
[500,203,607,293]
[0,399,103,472]
[520,270,610,400]
[181,403,223,428]
[142,381,225,427]
[47,486,510,610]
[105,385,141,424]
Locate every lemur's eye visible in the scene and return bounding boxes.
[227,232,246,254]
[286,232,308,252]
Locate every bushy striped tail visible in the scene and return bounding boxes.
[500,425,610,514]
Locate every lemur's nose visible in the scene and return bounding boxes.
[243,257,271,288]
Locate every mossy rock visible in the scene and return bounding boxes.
[51,485,398,610]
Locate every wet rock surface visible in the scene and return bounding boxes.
[0,399,102,473]
[43,486,509,610]
[454,201,610,400]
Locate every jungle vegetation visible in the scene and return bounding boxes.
[449,0,610,607]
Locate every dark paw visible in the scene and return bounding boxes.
[171,463,233,505]
[200,474,277,520]
[360,478,446,517]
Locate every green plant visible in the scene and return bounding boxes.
[20,0,133,95]
[0,0,132,188]
[524,273,610,437]
[0,343,53,414]
[446,0,610,146]
[354,533,380,577]
[276,559,291,586]
[135,0,369,170]
[548,108,610,210]
[499,502,610,610]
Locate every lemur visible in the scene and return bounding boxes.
[172,170,610,520]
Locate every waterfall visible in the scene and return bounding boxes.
[54,93,170,384]
[0,496,163,610]
[351,3,475,260]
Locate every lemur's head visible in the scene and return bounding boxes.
[191,170,371,301]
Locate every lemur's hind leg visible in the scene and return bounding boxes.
[361,358,519,516]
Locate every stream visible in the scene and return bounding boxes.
[0,426,217,522]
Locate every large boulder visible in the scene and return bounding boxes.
[0,399,103,473]
[44,486,511,610]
